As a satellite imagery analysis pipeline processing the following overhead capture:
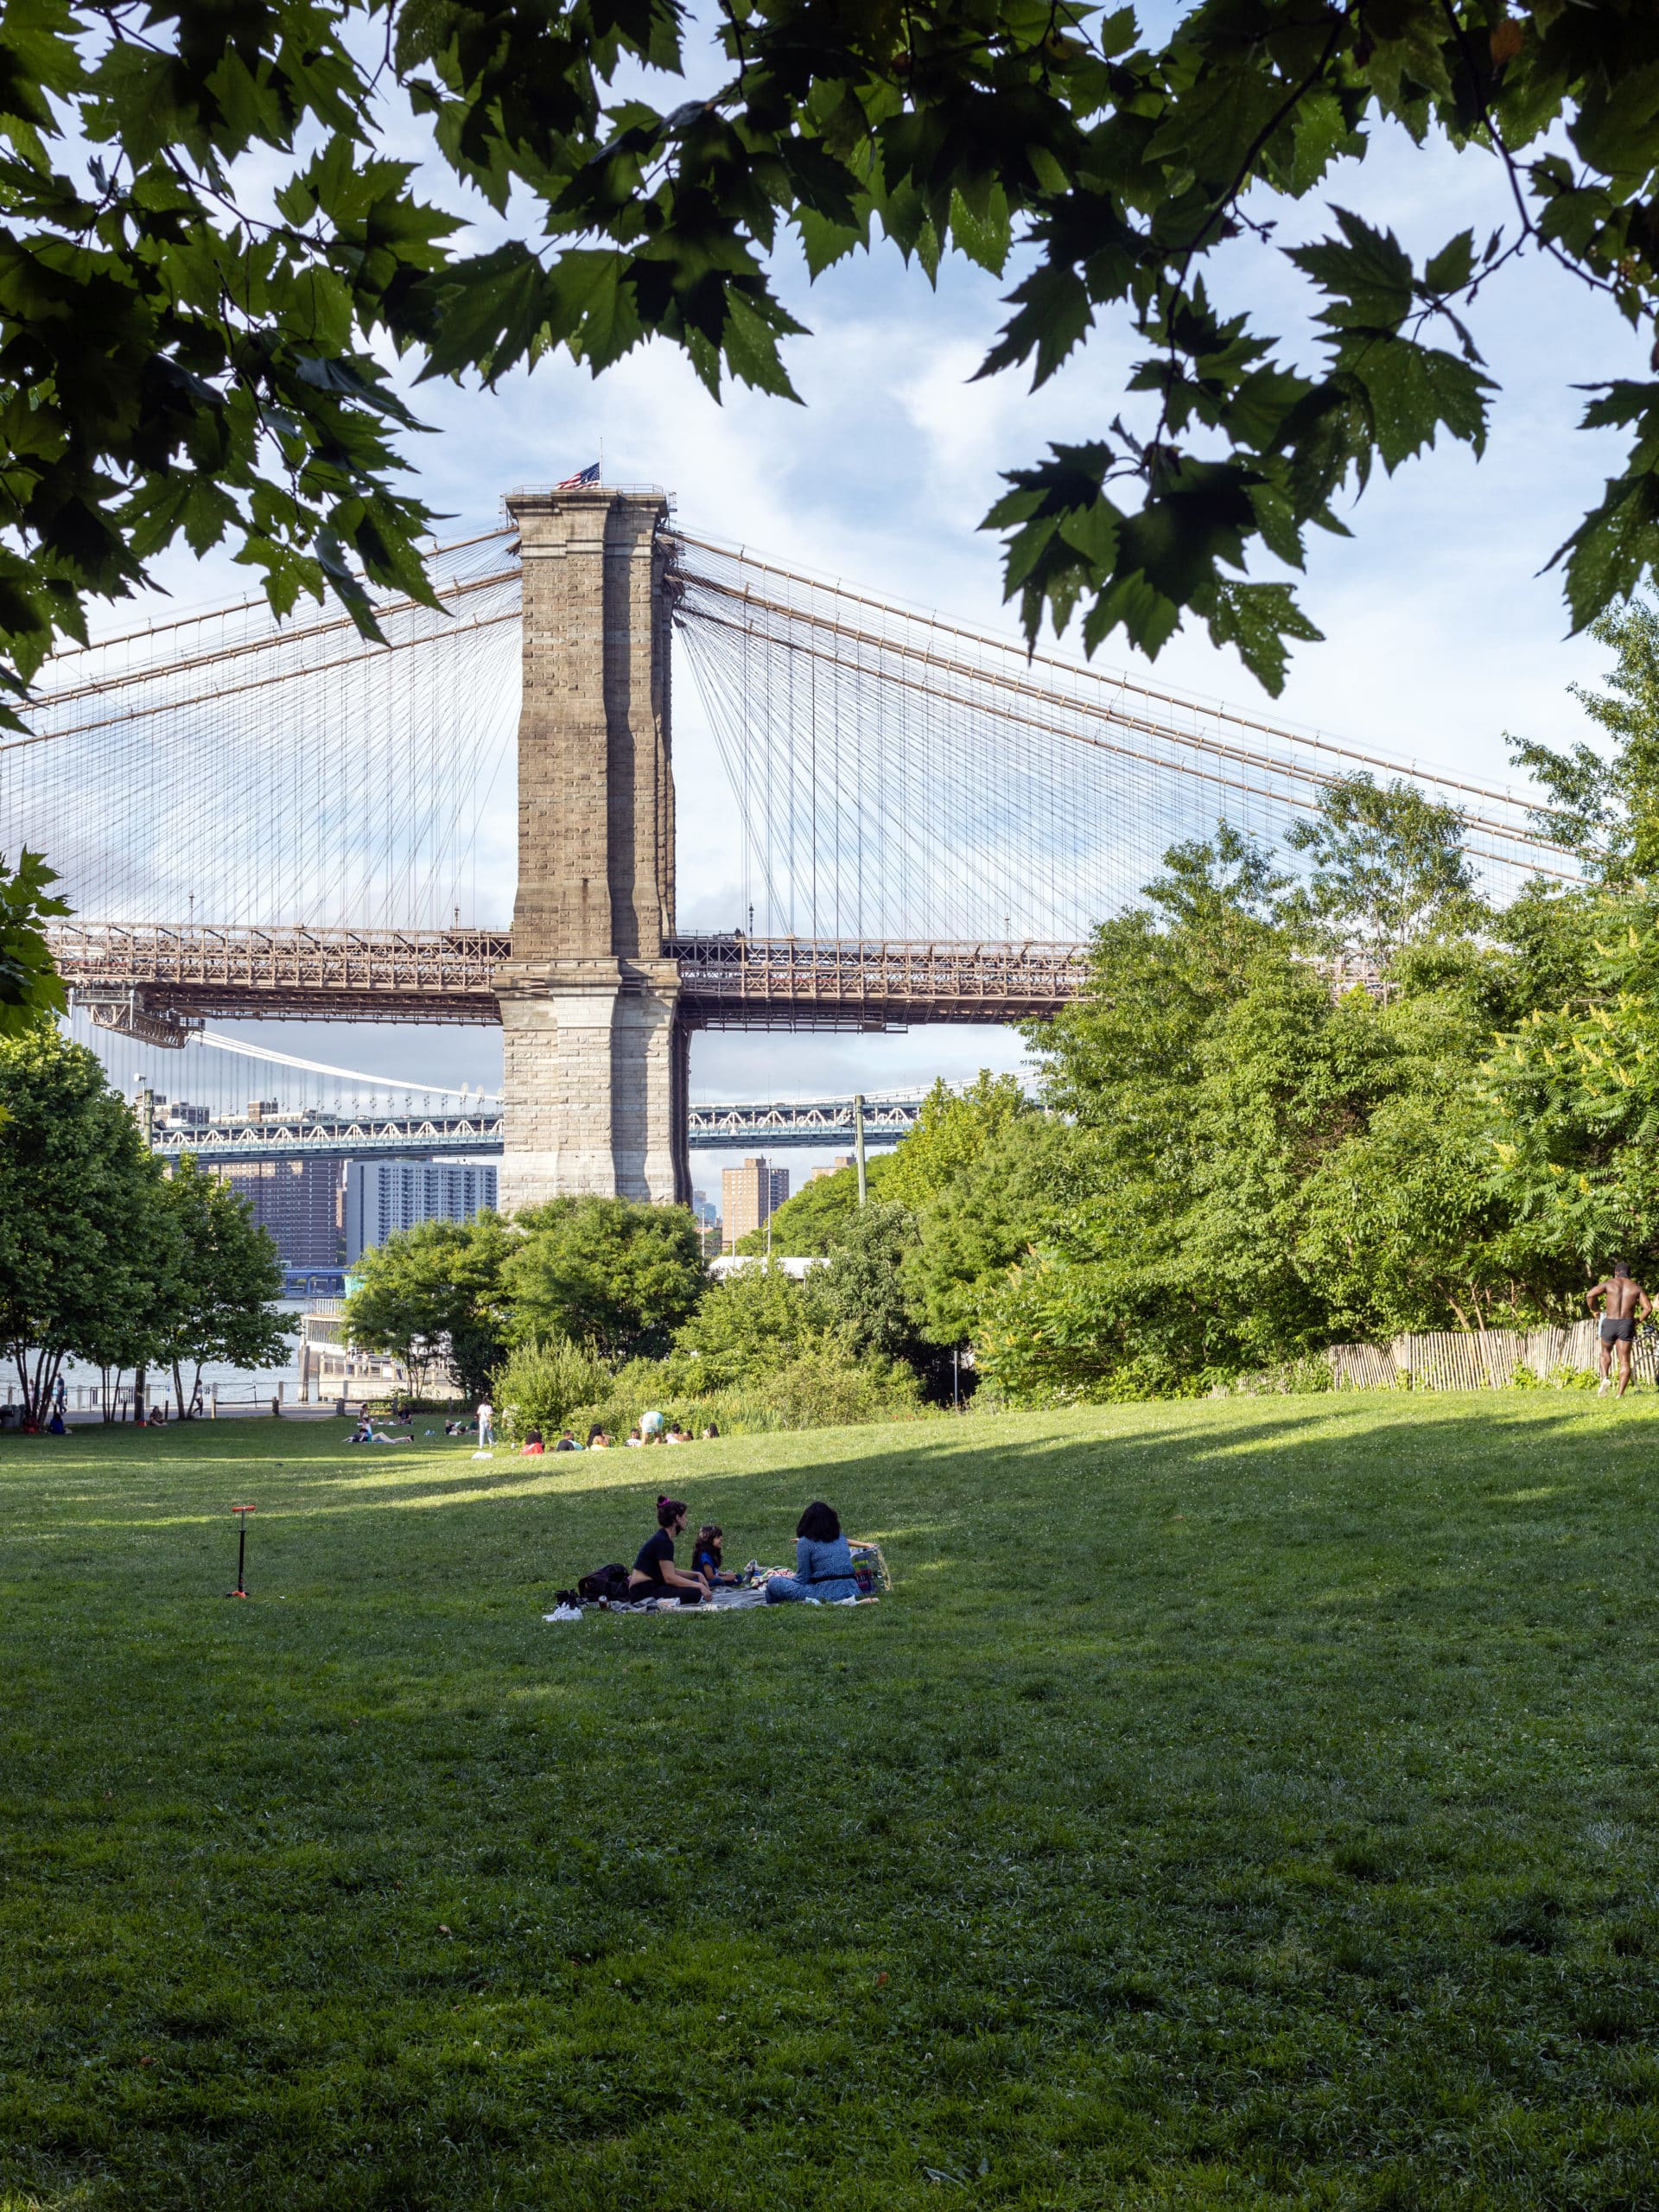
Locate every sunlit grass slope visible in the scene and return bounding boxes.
[5,1395,1659,2209]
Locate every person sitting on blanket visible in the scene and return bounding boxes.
[522,1429,545,1456]
[628,1496,709,1605]
[691,1523,741,1587]
[765,1501,864,1605]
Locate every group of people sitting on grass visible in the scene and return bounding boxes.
[520,1414,720,1456]
[628,1495,865,1606]
[623,1410,719,1447]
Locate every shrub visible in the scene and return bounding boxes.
[671,1262,812,1388]
[563,1342,924,1441]
[1217,1353,1336,1398]
[1510,1362,1599,1391]
[493,1337,611,1443]
[742,1342,921,1428]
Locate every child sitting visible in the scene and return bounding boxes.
[691,1524,741,1586]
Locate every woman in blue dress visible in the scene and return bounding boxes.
[765,1500,863,1604]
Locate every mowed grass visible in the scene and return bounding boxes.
[5,1399,1659,2210]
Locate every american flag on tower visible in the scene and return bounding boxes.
[556,461,601,487]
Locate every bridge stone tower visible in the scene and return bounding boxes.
[493,486,690,1212]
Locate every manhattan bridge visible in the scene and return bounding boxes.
[7,482,1576,1205]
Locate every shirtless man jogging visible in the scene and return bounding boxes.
[1586,1262,1653,1398]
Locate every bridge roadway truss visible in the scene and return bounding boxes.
[54,924,1092,1034]
[145,1093,925,1164]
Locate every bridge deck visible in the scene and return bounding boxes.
[145,1095,926,1161]
[52,925,1093,1031]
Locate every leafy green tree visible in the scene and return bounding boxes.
[880,1072,1033,1210]
[0,851,69,1037]
[734,1152,895,1256]
[671,1259,814,1390]
[0,1022,162,1419]
[982,828,1589,1402]
[902,1113,1086,1348]
[1032,826,1276,1140]
[1281,778,1486,958]
[504,1197,704,1363]
[1480,896,1659,1277]
[151,1157,289,1414]
[8,2,1659,699]
[344,1213,514,1397]
[801,1200,933,1370]
[1510,598,1659,885]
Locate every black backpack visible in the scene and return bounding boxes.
[576,1562,631,1605]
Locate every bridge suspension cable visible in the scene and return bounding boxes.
[6,533,524,932]
[667,533,1580,941]
[190,1029,501,1102]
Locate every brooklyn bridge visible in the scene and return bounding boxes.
[11,482,1576,1206]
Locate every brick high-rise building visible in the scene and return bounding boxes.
[721,1156,789,1250]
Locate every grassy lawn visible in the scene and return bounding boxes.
[5,1395,1659,2209]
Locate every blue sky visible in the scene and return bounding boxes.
[86,58,1645,1186]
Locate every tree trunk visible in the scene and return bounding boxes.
[133,1363,146,1423]
[41,1351,64,1424]
[26,1344,50,1425]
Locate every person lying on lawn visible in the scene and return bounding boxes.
[764,1501,864,1605]
[628,1496,709,1605]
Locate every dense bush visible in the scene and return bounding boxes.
[560,1339,923,1442]
[493,1337,611,1443]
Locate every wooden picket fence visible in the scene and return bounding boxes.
[1327,1318,1620,1392]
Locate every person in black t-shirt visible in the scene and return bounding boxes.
[627,1496,709,1605]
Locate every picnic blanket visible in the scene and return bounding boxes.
[546,1538,890,1621]
[543,1584,771,1620]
